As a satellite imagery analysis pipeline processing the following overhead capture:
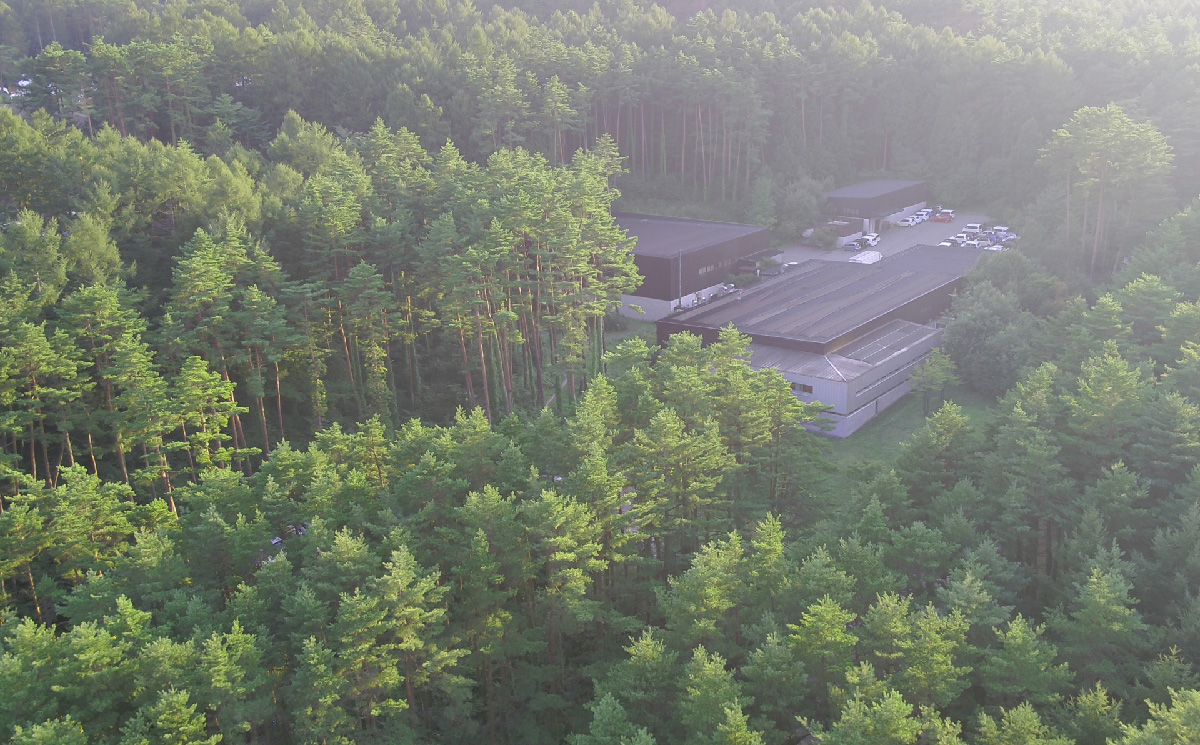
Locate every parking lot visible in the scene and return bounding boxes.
[774,211,991,265]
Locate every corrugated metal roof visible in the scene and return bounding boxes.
[614,213,768,258]
[666,245,978,345]
[748,320,939,382]
[838,320,939,364]
[748,344,873,381]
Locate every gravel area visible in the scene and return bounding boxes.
[772,211,992,264]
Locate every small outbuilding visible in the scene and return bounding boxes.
[615,212,772,321]
[823,180,930,235]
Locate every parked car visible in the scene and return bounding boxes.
[991,225,1010,234]
[897,215,921,227]
[962,238,984,248]
[861,232,881,247]
[937,239,955,247]
[932,209,955,223]
[963,223,983,234]
[950,233,969,244]
[984,243,1009,251]
[842,238,863,251]
[915,208,933,220]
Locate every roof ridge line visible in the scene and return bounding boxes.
[825,355,848,381]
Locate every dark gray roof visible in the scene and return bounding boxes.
[823,179,928,200]
[614,213,768,258]
[666,245,980,346]
[749,320,939,382]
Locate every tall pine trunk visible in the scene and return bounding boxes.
[458,326,477,408]
[1089,165,1108,281]
[473,308,493,422]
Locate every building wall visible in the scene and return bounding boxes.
[877,201,928,230]
[631,228,770,301]
[632,254,675,301]
[825,182,931,219]
[769,338,932,420]
[836,229,865,247]
[812,379,914,437]
[618,294,675,321]
[777,373,850,414]
[620,279,737,322]
[772,333,942,438]
[844,331,942,414]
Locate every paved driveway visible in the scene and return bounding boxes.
[774,212,991,264]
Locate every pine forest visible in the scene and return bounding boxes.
[6,0,1200,743]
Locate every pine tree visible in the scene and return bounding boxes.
[594,630,681,744]
[9,716,89,745]
[118,688,221,745]
[978,615,1073,709]
[1049,567,1155,695]
[626,408,735,576]
[975,703,1072,745]
[197,620,273,739]
[816,689,923,745]
[288,636,354,745]
[568,693,656,745]
[679,646,745,745]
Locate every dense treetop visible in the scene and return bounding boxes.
[6,0,1200,743]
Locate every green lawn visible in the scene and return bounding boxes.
[605,317,657,346]
[819,385,997,496]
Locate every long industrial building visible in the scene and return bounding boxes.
[657,245,984,436]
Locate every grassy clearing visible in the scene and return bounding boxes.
[605,317,657,346]
[818,385,998,496]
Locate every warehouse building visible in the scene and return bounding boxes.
[657,245,983,436]
[823,179,930,237]
[615,212,772,321]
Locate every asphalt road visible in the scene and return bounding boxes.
[773,211,992,264]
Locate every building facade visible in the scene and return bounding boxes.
[822,179,931,236]
[615,212,772,321]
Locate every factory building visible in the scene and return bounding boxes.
[657,245,983,437]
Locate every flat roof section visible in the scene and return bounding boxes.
[749,320,940,383]
[665,245,981,347]
[614,213,768,258]
[823,179,927,200]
